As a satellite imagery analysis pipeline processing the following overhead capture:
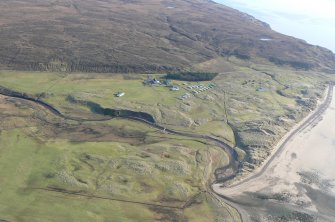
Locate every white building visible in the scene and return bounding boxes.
[115,92,125,97]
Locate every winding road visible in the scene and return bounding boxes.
[0,84,333,222]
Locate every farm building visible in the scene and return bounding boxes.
[115,92,125,97]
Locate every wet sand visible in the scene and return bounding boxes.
[215,87,335,221]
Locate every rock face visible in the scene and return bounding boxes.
[0,0,334,73]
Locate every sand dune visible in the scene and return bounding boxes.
[215,86,335,221]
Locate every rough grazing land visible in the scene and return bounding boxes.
[0,0,334,73]
[0,92,240,221]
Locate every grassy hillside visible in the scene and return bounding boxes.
[0,0,334,73]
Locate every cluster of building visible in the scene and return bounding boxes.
[143,76,180,91]
[143,77,161,86]
[189,83,216,94]
[115,75,216,101]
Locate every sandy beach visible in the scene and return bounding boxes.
[214,86,335,221]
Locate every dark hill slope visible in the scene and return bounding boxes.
[0,0,334,72]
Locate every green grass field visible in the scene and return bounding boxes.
[0,65,329,221]
[0,97,233,221]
